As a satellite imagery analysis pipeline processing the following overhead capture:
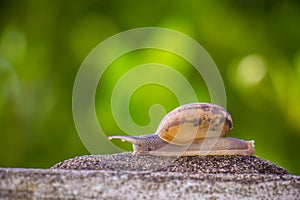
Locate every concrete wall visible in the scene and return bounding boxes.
[1,167,299,199]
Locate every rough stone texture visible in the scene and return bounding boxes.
[1,153,299,199]
[52,153,289,175]
[0,168,299,199]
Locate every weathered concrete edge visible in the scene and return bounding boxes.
[0,168,299,199]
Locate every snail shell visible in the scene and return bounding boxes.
[156,103,232,145]
[109,103,255,156]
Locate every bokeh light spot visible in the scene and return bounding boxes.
[236,54,267,86]
[0,29,26,62]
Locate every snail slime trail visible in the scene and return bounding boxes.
[109,103,255,156]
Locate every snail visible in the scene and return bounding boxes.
[109,103,255,156]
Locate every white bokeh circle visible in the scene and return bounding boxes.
[72,27,226,154]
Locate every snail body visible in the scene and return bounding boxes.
[109,103,255,156]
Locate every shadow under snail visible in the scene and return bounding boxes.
[109,103,255,156]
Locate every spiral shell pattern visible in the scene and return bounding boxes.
[157,103,232,145]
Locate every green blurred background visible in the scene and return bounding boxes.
[0,0,300,174]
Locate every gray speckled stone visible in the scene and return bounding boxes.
[0,167,299,199]
[1,153,299,199]
[52,153,288,175]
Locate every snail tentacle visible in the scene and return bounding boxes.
[108,135,141,144]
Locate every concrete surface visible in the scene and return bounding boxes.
[0,153,299,199]
[52,153,289,175]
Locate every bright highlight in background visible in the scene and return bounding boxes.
[236,54,267,86]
